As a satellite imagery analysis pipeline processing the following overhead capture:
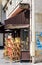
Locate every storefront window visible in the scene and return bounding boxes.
[4,28,29,60]
[4,28,29,51]
[21,28,29,51]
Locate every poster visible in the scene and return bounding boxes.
[36,32,42,56]
[36,32,42,50]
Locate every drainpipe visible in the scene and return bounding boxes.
[30,0,36,63]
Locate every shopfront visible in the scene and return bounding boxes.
[3,8,31,62]
[4,28,30,61]
[2,0,42,63]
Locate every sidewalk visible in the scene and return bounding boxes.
[0,50,42,65]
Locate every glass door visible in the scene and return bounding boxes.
[20,28,30,61]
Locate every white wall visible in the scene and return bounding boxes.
[35,14,42,32]
[6,0,23,18]
[2,6,6,24]
[35,0,42,13]
[2,0,7,7]
[5,0,30,18]
[34,0,42,32]
[0,1,6,24]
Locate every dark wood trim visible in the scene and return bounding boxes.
[20,60,31,62]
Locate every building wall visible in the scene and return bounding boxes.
[35,13,42,32]
[2,0,7,7]
[2,0,30,19]
[34,0,42,32]
[0,1,6,46]
[0,0,6,23]
[5,0,23,18]
[35,0,42,13]
[30,0,42,58]
[2,8,6,24]
[0,33,3,46]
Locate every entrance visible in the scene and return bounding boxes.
[20,28,30,61]
[4,28,30,61]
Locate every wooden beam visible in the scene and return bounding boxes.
[5,24,29,29]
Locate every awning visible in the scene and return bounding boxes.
[5,3,30,29]
[5,9,30,29]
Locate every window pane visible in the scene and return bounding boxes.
[21,28,29,51]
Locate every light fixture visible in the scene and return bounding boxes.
[5,29,11,31]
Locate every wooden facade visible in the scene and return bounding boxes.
[4,8,30,62]
[5,9,30,29]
